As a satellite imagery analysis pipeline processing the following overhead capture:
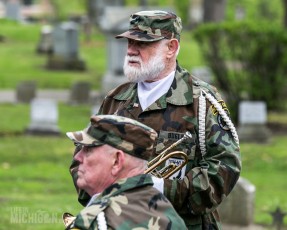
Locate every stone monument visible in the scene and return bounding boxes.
[25,98,60,135]
[36,24,53,54]
[191,66,213,84]
[218,177,256,226]
[237,101,272,142]
[69,81,91,105]
[16,81,37,103]
[47,21,86,71]
[5,0,21,21]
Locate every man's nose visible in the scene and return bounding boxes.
[74,148,83,162]
[127,43,139,56]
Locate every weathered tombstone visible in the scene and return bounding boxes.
[235,5,245,20]
[36,24,53,54]
[218,177,256,226]
[5,0,21,21]
[189,0,203,27]
[87,0,125,25]
[25,98,60,135]
[22,0,33,6]
[237,101,271,142]
[16,81,37,103]
[98,7,132,94]
[69,81,91,104]
[47,21,86,71]
[203,0,226,22]
[191,66,213,84]
[91,94,105,115]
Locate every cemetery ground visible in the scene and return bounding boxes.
[1,20,287,229]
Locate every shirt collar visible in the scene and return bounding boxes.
[113,64,193,106]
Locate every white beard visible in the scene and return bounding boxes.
[123,52,166,82]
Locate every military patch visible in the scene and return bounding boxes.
[164,158,186,180]
[217,114,230,131]
[211,100,229,115]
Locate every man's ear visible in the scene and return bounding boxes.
[111,150,125,176]
[166,39,179,58]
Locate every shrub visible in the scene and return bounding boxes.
[193,21,287,119]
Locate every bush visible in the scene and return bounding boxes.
[192,21,287,119]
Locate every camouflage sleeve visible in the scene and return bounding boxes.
[164,89,241,215]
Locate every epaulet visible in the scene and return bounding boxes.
[191,75,220,100]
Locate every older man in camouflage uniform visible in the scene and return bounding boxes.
[70,10,241,229]
[65,115,186,230]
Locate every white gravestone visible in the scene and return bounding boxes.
[238,101,271,142]
[218,177,256,226]
[26,98,60,135]
[191,66,213,84]
[239,101,267,125]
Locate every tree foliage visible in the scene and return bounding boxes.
[193,21,287,118]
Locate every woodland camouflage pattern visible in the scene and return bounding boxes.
[66,115,158,161]
[70,64,241,229]
[66,174,186,230]
[115,10,182,42]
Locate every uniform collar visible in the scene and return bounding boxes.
[113,64,193,106]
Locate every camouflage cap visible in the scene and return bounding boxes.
[66,115,158,161]
[115,10,182,42]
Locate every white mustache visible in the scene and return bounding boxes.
[125,56,142,63]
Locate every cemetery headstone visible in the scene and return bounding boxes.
[16,81,37,103]
[69,81,91,104]
[25,98,60,135]
[237,101,271,142]
[23,0,33,6]
[91,93,105,115]
[189,0,203,27]
[191,66,213,84]
[218,177,256,226]
[5,0,21,21]
[47,21,86,71]
[235,6,245,20]
[36,24,53,54]
[88,0,125,25]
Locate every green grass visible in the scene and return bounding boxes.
[0,135,83,230]
[240,137,287,225]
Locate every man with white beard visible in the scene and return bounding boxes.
[70,10,241,230]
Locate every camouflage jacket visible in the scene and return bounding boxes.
[70,64,241,229]
[66,174,186,230]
